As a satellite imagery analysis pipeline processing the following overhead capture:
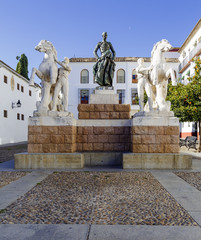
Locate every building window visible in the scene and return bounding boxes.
[29,90,32,96]
[17,113,20,120]
[4,75,8,84]
[21,114,24,121]
[131,88,138,105]
[117,69,125,83]
[132,69,138,83]
[117,89,125,104]
[21,86,24,92]
[80,89,89,104]
[80,69,89,84]
[186,70,190,77]
[17,83,20,90]
[4,110,8,118]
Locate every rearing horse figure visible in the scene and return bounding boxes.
[149,39,177,112]
[30,40,58,114]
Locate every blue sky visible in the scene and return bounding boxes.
[0,0,201,83]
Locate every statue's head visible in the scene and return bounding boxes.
[63,57,69,65]
[102,32,108,41]
[35,40,57,59]
[137,58,144,65]
[151,39,172,57]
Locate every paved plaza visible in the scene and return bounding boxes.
[0,146,201,239]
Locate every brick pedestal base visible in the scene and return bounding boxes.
[77,103,131,152]
[78,104,130,119]
[76,126,131,152]
[131,126,180,153]
[28,125,76,153]
[131,114,180,153]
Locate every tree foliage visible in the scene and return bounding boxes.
[16,54,29,80]
[167,57,201,151]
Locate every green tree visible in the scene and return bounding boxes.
[167,57,201,152]
[16,54,29,80]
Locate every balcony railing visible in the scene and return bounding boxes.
[179,42,201,72]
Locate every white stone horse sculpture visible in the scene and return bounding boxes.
[147,39,177,112]
[30,40,58,114]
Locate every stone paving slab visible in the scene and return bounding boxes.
[0,224,201,240]
[189,212,201,227]
[151,171,201,225]
[0,224,89,240]
[89,225,201,240]
[192,159,201,171]
[0,171,52,209]
[171,192,201,212]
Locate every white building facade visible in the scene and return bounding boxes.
[0,60,41,145]
[179,19,201,82]
[68,54,179,119]
[178,18,201,139]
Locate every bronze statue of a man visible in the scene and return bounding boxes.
[93,32,116,87]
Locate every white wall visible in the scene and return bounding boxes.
[179,23,201,82]
[179,27,201,62]
[0,63,41,144]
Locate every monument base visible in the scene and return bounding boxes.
[123,153,192,169]
[90,88,119,104]
[131,112,180,153]
[28,115,76,153]
[14,152,192,169]
[15,153,84,169]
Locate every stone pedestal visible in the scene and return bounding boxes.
[15,114,82,169]
[123,153,192,169]
[122,111,192,170]
[15,153,84,169]
[28,115,76,153]
[15,103,192,169]
[78,104,130,119]
[90,89,119,104]
[131,112,180,153]
[77,102,131,152]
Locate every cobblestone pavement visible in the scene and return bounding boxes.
[0,172,197,226]
[175,172,201,191]
[0,144,27,163]
[0,172,28,188]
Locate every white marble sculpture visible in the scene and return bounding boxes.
[136,39,177,114]
[136,58,153,112]
[29,40,71,116]
[51,57,71,112]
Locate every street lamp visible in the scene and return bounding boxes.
[12,100,22,109]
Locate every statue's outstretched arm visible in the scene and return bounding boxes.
[93,43,100,59]
[55,59,71,72]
